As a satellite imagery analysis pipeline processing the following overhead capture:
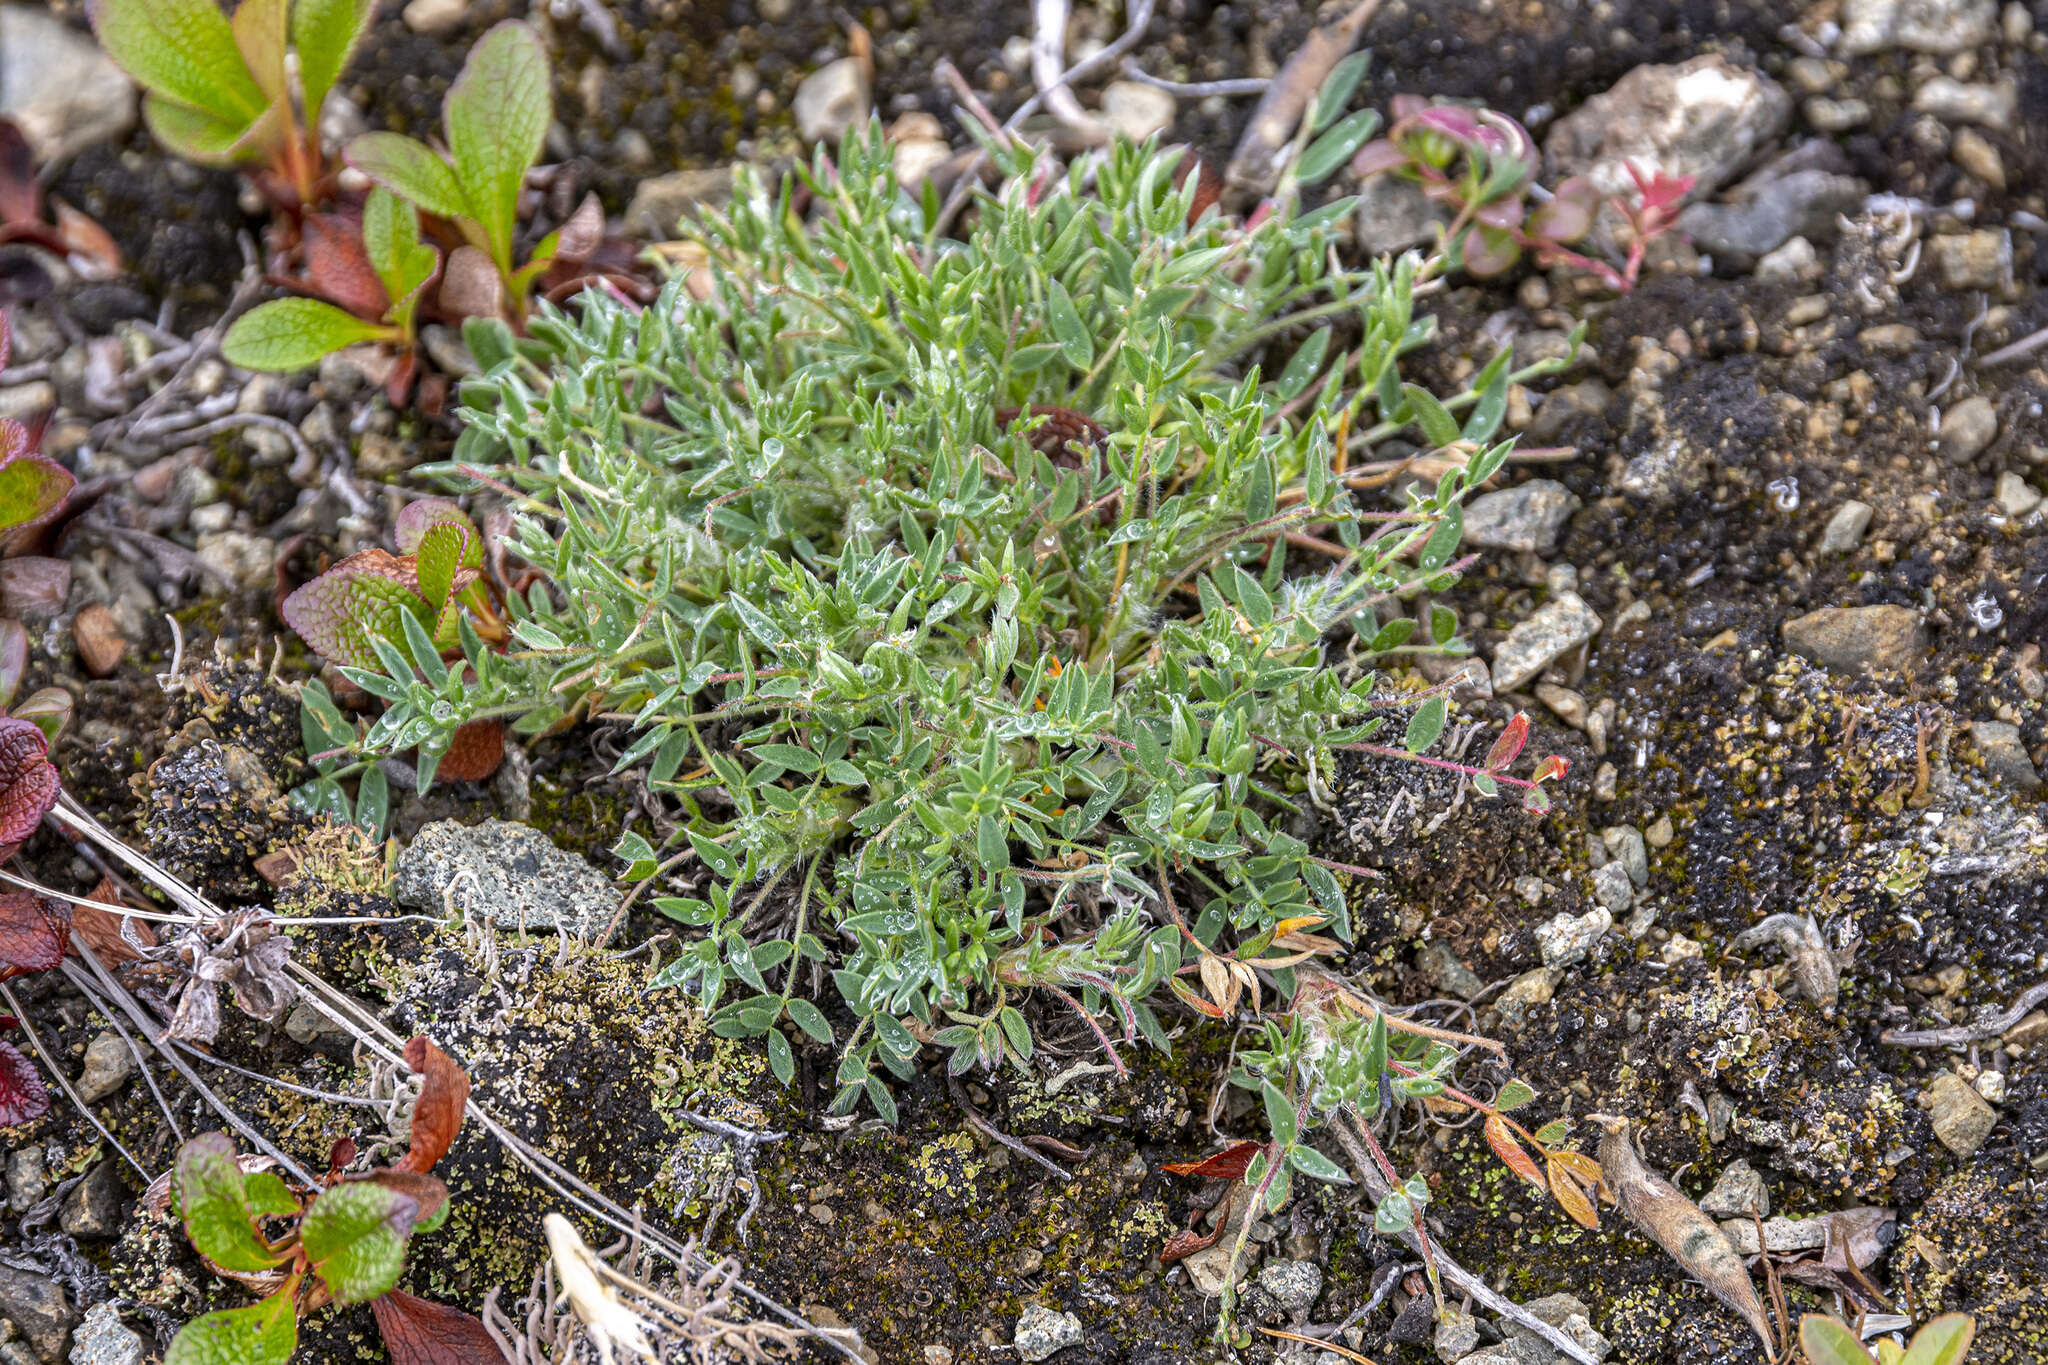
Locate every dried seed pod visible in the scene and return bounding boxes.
[1733,912,1843,1006]
[1591,1114,1774,1356]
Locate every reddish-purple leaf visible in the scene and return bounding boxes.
[68,877,156,967]
[1527,176,1600,244]
[1460,225,1520,278]
[1485,713,1530,773]
[0,891,68,981]
[1532,754,1570,785]
[436,718,505,783]
[371,1289,509,1365]
[1161,1139,1262,1180]
[1349,138,1409,180]
[280,549,429,671]
[395,1035,470,1175]
[361,1170,449,1229]
[302,210,391,322]
[0,1037,49,1126]
[0,717,60,860]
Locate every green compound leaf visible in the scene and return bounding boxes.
[164,1285,299,1365]
[301,1179,418,1304]
[173,1132,298,1274]
[443,20,551,274]
[223,298,392,373]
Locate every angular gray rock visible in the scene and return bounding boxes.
[1462,480,1581,555]
[1782,605,1927,676]
[793,57,870,144]
[1678,169,1865,261]
[1698,1158,1769,1218]
[624,167,734,239]
[1256,1259,1322,1314]
[1819,500,1874,553]
[58,1161,124,1240]
[1490,592,1603,693]
[1841,0,1997,53]
[0,6,138,165]
[1968,720,2041,791]
[68,1304,144,1365]
[1538,906,1613,966]
[391,819,619,936]
[0,1262,73,1363]
[1544,56,1792,241]
[1013,1304,1083,1363]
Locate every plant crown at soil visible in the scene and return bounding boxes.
[333,120,1574,1125]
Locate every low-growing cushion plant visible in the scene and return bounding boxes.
[320,113,1576,1134]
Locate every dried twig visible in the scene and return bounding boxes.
[1330,1112,1599,1365]
[1223,0,1382,205]
[1882,979,2048,1047]
[948,1071,1071,1179]
[1031,0,1107,143]
[0,979,149,1178]
[1976,325,2048,368]
[1119,60,1270,98]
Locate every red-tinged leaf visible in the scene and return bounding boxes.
[0,447,75,534]
[68,877,157,967]
[395,1035,469,1174]
[1162,1140,1262,1181]
[552,192,604,267]
[1484,1114,1547,1193]
[1521,785,1552,816]
[0,1037,49,1126]
[328,1137,358,1176]
[1160,1221,1224,1264]
[1532,754,1569,784]
[0,891,67,980]
[1484,713,1530,772]
[1348,138,1408,180]
[1547,1153,1600,1230]
[302,210,390,322]
[372,1289,509,1365]
[436,718,504,783]
[1167,973,1229,1019]
[279,548,428,671]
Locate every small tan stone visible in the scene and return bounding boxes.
[72,603,126,678]
[1926,1072,1997,1157]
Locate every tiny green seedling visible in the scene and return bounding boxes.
[221,186,441,375]
[88,0,374,209]
[347,20,555,320]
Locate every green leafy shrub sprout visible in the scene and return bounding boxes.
[336,122,1573,1119]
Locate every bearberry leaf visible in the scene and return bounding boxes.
[164,1285,300,1365]
[0,720,60,862]
[293,0,375,130]
[302,1180,417,1304]
[362,187,439,332]
[0,444,75,534]
[224,298,394,373]
[174,1132,298,1273]
[87,0,269,128]
[0,1038,50,1127]
[280,549,430,671]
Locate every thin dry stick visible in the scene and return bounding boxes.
[1222,0,1382,203]
[948,1071,1070,1179]
[62,970,187,1146]
[1330,1111,1599,1365]
[1881,979,2048,1047]
[1119,60,1270,98]
[1976,325,2048,368]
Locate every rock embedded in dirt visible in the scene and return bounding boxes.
[391,818,619,936]
[1925,1072,1998,1157]
[1939,394,2000,463]
[1588,863,1634,918]
[0,1262,73,1362]
[794,56,871,144]
[1462,479,1580,554]
[1256,1259,1322,1314]
[71,605,126,680]
[0,4,138,165]
[1354,174,1448,258]
[1435,1303,1481,1361]
[1537,906,1612,966]
[1698,1158,1769,1218]
[400,0,466,34]
[1601,825,1649,887]
[58,1159,124,1240]
[1100,81,1175,143]
[1993,472,2041,517]
[1543,56,1792,231]
[1782,604,1927,676]
[4,1148,43,1212]
[1841,0,1998,51]
[1968,720,2042,791]
[1678,168,1865,262]
[73,1031,131,1103]
[67,1304,143,1365]
[1717,1215,1830,1254]
[1819,499,1876,552]
[0,558,70,622]
[1911,76,2017,129]
[1951,128,2004,187]
[624,167,734,239]
[1928,230,2013,293]
[1509,1293,1613,1362]
[1490,591,1602,693]
[1012,1304,1083,1363]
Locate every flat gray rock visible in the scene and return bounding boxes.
[391,819,618,936]
[1782,605,1927,675]
[0,5,137,165]
[1463,480,1581,555]
[1491,592,1603,693]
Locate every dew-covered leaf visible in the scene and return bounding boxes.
[279,549,428,671]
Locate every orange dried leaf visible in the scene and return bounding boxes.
[396,1036,470,1175]
[1547,1152,1603,1230]
[1485,1115,1548,1193]
[1272,914,1327,937]
[1160,1223,1223,1264]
